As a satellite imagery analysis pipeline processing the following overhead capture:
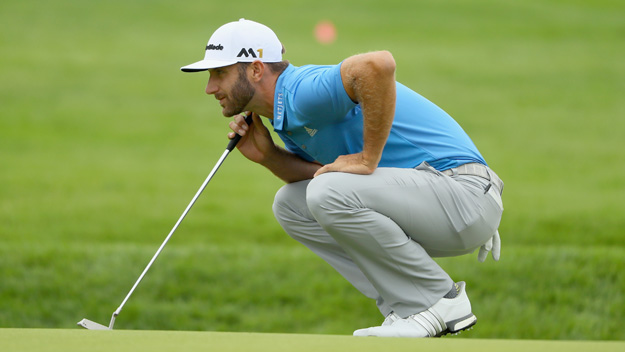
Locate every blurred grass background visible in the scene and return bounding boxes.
[1,0,623,340]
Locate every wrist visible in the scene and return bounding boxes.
[361,150,381,170]
[258,143,285,166]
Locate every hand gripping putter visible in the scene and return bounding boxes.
[78,114,252,330]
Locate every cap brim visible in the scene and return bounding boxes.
[180,59,237,72]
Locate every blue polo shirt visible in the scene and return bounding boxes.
[271,63,486,171]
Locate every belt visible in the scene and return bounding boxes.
[442,163,504,195]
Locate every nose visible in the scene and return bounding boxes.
[205,75,218,95]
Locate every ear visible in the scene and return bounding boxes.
[249,60,265,83]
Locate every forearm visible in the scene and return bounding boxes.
[230,113,320,183]
[260,145,321,183]
[358,73,396,167]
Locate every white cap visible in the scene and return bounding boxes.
[181,18,283,72]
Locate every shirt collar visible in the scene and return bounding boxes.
[272,64,295,131]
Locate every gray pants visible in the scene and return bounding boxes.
[272,163,504,318]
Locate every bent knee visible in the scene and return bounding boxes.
[272,180,310,218]
[306,173,361,217]
[305,174,334,211]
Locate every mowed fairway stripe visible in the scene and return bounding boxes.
[2,329,623,352]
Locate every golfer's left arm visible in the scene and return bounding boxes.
[314,51,397,177]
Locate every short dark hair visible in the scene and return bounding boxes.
[266,60,290,74]
[237,60,290,75]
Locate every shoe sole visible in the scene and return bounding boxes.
[435,314,477,337]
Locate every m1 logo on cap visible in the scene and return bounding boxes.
[237,48,263,58]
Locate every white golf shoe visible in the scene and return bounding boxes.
[353,282,477,338]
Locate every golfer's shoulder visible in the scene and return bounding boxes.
[287,64,338,80]
[280,64,342,92]
[280,64,355,116]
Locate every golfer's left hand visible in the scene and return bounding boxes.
[314,152,377,177]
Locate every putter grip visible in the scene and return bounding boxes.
[226,113,254,151]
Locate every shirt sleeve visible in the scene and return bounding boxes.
[290,63,357,123]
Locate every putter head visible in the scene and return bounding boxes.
[77,318,111,330]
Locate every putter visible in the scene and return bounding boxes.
[78,114,253,330]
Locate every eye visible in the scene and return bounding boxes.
[209,68,223,77]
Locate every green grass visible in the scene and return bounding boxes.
[1,0,624,341]
[1,244,622,338]
[4,329,625,352]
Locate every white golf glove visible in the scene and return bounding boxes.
[478,230,501,262]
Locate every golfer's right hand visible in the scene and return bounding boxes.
[229,112,275,164]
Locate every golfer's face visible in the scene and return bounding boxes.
[206,64,254,117]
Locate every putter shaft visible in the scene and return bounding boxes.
[78,114,252,330]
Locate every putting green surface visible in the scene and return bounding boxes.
[2,329,623,352]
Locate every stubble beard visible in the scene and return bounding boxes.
[222,70,256,117]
